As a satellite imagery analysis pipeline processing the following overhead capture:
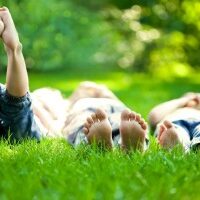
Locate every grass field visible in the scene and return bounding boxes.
[0,69,200,199]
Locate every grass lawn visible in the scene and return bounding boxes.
[0,69,200,199]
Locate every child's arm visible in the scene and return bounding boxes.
[0,7,29,97]
[148,96,198,127]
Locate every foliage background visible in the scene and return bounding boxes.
[0,0,199,77]
[1,1,200,199]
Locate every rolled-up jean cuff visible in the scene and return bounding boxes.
[190,139,200,150]
[5,90,30,103]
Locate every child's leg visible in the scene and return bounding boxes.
[0,7,41,142]
[6,43,29,97]
[32,97,64,136]
[32,88,69,120]
[0,7,28,97]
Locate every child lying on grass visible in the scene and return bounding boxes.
[0,7,149,152]
[32,81,149,152]
[149,93,200,151]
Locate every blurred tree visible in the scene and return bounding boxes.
[0,0,199,76]
[0,0,118,70]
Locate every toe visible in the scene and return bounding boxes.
[160,124,166,132]
[83,127,89,135]
[121,109,130,120]
[84,122,91,129]
[141,122,148,130]
[139,118,145,125]
[138,119,147,130]
[163,120,173,129]
[129,112,136,121]
[157,124,166,141]
[87,116,93,124]
[91,113,97,123]
[135,113,141,122]
[95,108,107,121]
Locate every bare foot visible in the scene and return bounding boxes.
[83,109,112,149]
[157,120,180,149]
[120,110,147,152]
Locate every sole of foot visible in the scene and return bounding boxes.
[157,120,180,149]
[83,108,112,149]
[120,109,147,152]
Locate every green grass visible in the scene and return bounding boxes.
[1,69,200,199]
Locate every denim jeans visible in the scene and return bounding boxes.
[0,84,41,143]
[172,119,200,150]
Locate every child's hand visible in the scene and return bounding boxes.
[182,93,200,108]
[0,7,20,51]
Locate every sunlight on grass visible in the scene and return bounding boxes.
[0,138,200,199]
[29,71,134,91]
[0,70,200,199]
[152,62,194,80]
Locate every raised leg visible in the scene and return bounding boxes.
[0,7,28,97]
